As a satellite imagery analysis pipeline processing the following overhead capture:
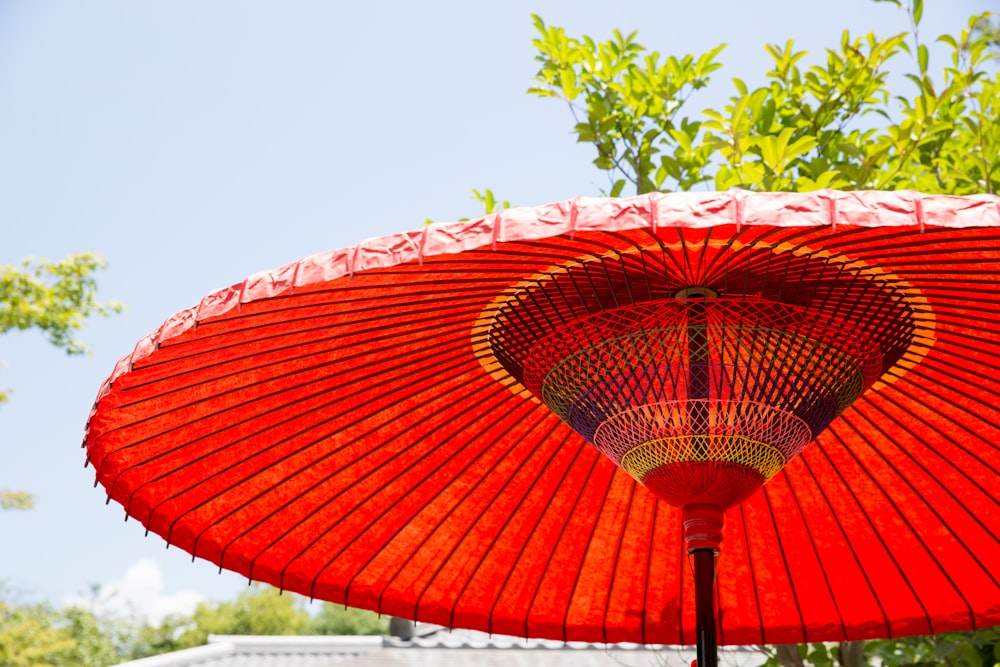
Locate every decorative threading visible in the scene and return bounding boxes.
[487,244,918,509]
[597,401,811,476]
[621,435,787,479]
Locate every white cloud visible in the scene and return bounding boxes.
[63,558,204,624]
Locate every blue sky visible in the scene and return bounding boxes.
[1,0,993,618]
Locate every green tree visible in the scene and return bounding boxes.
[528,5,998,197]
[0,490,35,510]
[0,597,123,667]
[0,599,75,667]
[0,584,390,666]
[305,603,389,636]
[0,252,122,510]
[168,584,311,650]
[0,253,122,374]
[527,2,998,666]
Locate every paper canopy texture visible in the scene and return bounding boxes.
[84,190,1000,646]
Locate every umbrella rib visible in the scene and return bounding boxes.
[866,380,1000,512]
[887,365,1000,476]
[549,267,593,324]
[851,398,1000,586]
[833,412,980,628]
[896,354,1000,431]
[583,261,611,310]
[179,349,480,558]
[677,230,697,285]
[601,480,637,645]
[145,344,478,545]
[820,427,936,635]
[919,329,1000,365]
[564,264,595,316]
[349,394,556,611]
[635,249,658,302]
[422,417,569,632]
[126,297,493,389]
[613,250,637,305]
[237,373,519,586]
[519,447,605,641]
[640,497,659,646]
[560,457,617,643]
[104,323,478,500]
[246,373,515,588]
[760,485,808,641]
[736,503,767,644]
[106,306,476,423]
[795,445,891,636]
[345,401,555,618]
[476,425,584,637]
[694,229,715,285]
[779,466,850,640]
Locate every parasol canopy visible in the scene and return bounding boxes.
[84,190,1000,649]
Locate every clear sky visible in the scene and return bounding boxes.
[1,0,993,620]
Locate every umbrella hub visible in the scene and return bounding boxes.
[519,296,884,508]
[487,247,918,509]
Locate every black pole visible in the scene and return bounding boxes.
[693,547,718,667]
[679,288,721,667]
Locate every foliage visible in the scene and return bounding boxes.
[0,252,123,360]
[0,597,123,667]
[471,188,511,215]
[528,6,998,197]
[167,584,309,649]
[0,584,389,666]
[306,603,389,636]
[869,628,1000,667]
[0,251,121,508]
[973,14,1000,49]
[760,631,1000,667]
[0,599,75,667]
[0,490,34,510]
[139,586,387,656]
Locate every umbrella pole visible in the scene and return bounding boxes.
[683,505,723,667]
[684,291,720,667]
[693,547,718,667]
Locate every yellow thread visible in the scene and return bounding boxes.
[620,435,786,480]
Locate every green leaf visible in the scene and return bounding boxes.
[594,155,613,170]
[560,66,579,99]
[937,33,959,50]
[0,490,34,510]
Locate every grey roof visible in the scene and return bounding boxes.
[114,631,766,667]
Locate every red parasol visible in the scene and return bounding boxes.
[84,190,1000,665]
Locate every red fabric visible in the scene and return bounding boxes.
[84,191,1000,645]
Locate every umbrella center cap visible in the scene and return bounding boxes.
[487,247,918,509]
